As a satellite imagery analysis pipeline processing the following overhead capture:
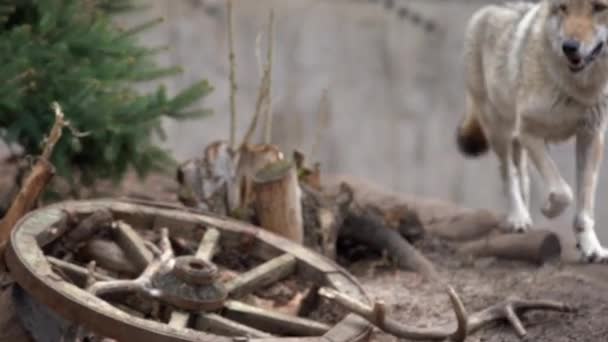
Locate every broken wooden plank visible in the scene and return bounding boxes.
[169,310,190,328]
[223,300,330,336]
[197,228,220,260]
[112,220,153,272]
[195,313,273,338]
[225,253,296,297]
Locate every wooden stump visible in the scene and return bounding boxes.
[253,160,303,244]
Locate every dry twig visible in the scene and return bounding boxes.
[241,9,275,147]
[262,9,275,144]
[227,0,238,150]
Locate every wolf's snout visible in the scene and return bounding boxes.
[562,40,581,59]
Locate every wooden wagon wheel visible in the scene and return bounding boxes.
[5,199,373,342]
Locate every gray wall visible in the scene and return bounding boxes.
[121,0,606,241]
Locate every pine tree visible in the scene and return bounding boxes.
[0,0,212,192]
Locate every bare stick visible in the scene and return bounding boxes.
[310,89,330,160]
[319,286,573,341]
[227,0,237,150]
[0,102,65,256]
[262,9,275,144]
[241,9,275,148]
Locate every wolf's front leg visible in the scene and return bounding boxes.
[574,128,608,262]
[519,135,572,218]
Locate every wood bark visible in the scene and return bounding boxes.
[253,160,303,244]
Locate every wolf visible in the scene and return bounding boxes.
[457,0,608,262]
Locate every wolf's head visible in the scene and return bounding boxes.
[546,0,608,73]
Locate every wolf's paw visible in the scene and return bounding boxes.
[576,228,608,263]
[541,186,572,219]
[505,212,533,233]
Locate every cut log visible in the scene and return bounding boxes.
[225,253,297,297]
[253,160,303,244]
[223,300,330,336]
[457,230,561,265]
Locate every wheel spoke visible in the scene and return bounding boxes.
[195,313,273,338]
[225,253,296,297]
[223,300,330,336]
[196,228,221,260]
[168,310,190,328]
[113,221,153,272]
[48,256,113,285]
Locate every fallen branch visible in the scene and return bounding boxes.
[0,102,66,259]
[319,286,573,341]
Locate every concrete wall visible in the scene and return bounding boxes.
[121,0,608,241]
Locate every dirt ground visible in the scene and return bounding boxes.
[349,238,608,342]
[3,169,608,342]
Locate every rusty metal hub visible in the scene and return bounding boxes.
[151,256,227,311]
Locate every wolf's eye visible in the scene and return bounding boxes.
[558,3,568,13]
[593,2,608,13]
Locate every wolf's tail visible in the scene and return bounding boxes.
[456,97,488,157]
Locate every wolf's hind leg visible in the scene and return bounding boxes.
[492,134,532,232]
[513,139,530,208]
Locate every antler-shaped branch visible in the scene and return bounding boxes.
[318,286,573,341]
[319,286,467,341]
